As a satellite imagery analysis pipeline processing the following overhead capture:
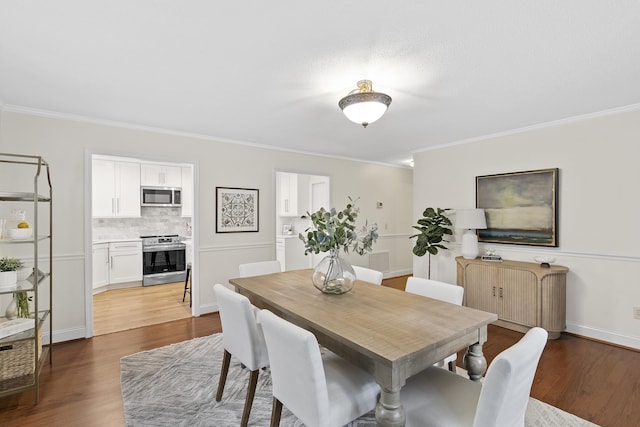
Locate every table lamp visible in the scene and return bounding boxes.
[456,209,487,259]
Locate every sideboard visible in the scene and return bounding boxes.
[455,256,569,339]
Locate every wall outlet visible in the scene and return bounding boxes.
[634,307,640,320]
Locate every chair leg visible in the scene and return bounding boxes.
[270,397,283,427]
[216,350,231,401]
[241,369,260,427]
[182,266,191,303]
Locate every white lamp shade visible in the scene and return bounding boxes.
[456,209,487,230]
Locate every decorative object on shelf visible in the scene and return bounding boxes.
[476,168,559,247]
[15,290,32,318]
[0,256,23,290]
[300,197,378,294]
[410,207,453,279]
[456,208,487,260]
[534,256,556,268]
[481,247,502,262]
[5,295,18,320]
[215,187,259,233]
[338,80,392,128]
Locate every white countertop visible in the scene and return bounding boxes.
[92,237,142,244]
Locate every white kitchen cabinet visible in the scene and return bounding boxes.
[181,166,193,217]
[92,159,141,217]
[92,243,110,289]
[276,236,311,271]
[140,163,182,187]
[108,241,143,284]
[277,172,298,216]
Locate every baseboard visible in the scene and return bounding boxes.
[565,322,639,350]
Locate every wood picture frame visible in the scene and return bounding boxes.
[216,187,259,233]
[476,168,558,247]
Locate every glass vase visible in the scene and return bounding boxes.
[312,249,356,295]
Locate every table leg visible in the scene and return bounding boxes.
[375,387,406,427]
[463,342,487,382]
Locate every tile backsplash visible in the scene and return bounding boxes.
[93,207,192,240]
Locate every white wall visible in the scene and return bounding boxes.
[413,106,640,349]
[0,109,414,343]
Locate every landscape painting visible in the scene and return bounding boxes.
[476,168,558,247]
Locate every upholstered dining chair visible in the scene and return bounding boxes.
[257,309,380,427]
[352,265,384,285]
[400,327,548,427]
[213,284,270,427]
[238,260,282,277]
[405,276,465,371]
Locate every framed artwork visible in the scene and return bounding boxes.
[216,187,259,233]
[476,168,558,247]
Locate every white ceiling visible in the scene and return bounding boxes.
[1,1,639,167]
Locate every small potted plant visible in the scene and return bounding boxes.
[300,197,378,294]
[0,256,23,290]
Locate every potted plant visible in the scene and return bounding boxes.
[0,256,23,290]
[300,197,378,294]
[409,207,453,279]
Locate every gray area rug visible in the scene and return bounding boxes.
[120,334,599,427]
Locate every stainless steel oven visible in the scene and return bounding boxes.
[141,235,186,286]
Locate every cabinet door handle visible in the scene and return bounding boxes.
[116,198,120,213]
[492,286,496,296]
[110,256,113,267]
[112,198,116,214]
[499,287,503,298]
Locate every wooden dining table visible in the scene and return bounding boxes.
[229,269,498,427]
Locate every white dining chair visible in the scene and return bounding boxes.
[238,260,282,277]
[405,276,465,371]
[257,309,380,427]
[401,327,548,427]
[352,265,384,285]
[213,284,270,427]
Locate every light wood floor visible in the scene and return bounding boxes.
[93,282,192,336]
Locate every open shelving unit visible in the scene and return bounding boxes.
[0,153,53,404]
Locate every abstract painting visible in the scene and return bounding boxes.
[216,187,259,233]
[476,168,558,246]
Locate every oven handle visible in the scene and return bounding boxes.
[143,244,186,252]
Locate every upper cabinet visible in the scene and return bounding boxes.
[277,172,299,216]
[140,164,182,187]
[181,166,193,217]
[92,159,141,217]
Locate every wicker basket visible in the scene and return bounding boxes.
[0,327,42,380]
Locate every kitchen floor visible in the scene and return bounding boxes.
[93,282,192,336]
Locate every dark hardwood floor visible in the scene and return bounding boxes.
[1,308,638,426]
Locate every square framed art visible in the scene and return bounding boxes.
[476,168,558,247]
[216,187,259,233]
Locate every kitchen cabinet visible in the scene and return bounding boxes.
[277,172,298,216]
[456,257,569,339]
[276,236,311,271]
[108,241,143,284]
[140,163,182,187]
[181,166,193,217]
[92,243,109,289]
[92,159,141,217]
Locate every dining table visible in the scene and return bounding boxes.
[229,269,498,427]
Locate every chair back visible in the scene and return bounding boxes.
[258,309,330,427]
[238,260,282,277]
[353,266,384,285]
[213,284,269,371]
[405,276,464,305]
[473,327,548,427]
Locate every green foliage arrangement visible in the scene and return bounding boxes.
[410,207,453,256]
[299,197,378,256]
[0,257,24,272]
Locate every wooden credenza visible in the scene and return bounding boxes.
[456,256,569,339]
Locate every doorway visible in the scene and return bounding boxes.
[86,153,197,337]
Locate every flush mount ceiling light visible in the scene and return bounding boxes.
[338,80,392,128]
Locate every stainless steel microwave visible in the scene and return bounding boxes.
[141,186,182,207]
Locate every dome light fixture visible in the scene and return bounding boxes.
[338,80,392,128]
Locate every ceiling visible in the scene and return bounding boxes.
[1,1,639,167]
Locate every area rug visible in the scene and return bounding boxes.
[120,334,599,427]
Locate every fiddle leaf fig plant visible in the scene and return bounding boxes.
[409,207,453,278]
